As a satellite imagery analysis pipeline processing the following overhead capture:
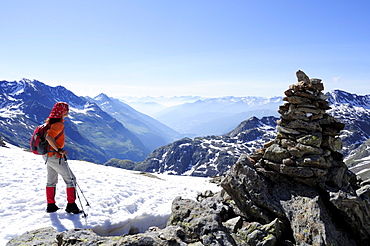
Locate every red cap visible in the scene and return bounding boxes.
[48,102,69,118]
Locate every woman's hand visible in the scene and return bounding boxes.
[58,148,68,157]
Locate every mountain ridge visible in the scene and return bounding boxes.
[105,116,279,177]
[106,90,370,179]
[91,93,181,151]
[0,79,162,163]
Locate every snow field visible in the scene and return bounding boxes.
[0,143,221,245]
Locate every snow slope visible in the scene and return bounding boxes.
[0,143,221,245]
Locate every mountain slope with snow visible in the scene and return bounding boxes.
[0,79,152,163]
[106,116,278,177]
[327,90,370,158]
[0,143,220,245]
[92,93,181,151]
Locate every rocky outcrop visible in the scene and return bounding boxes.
[7,191,290,246]
[8,71,370,245]
[220,71,370,245]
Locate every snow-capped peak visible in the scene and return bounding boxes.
[327,89,370,109]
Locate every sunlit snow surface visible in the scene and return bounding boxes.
[0,143,221,245]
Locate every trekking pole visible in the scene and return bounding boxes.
[65,156,91,207]
[74,180,91,207]
[64,157,90,218]
[75,183,88,218]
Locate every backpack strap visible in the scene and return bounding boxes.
[55,126,64,141]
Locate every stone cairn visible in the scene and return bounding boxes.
[250,70,347,186]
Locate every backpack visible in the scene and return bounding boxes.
[30,123,63,155]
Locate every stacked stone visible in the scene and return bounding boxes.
[251,70,345,185]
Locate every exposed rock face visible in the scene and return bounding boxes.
[8,71,370,245]
[0,135,6,147]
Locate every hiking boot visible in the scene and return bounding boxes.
[65,202,83,214]
[46,203,59,213]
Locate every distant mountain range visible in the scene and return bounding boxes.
[1,79,370,179]
[0,79,180,163]
[105,116,278,177]
[107,90,370,179]
[151,96,282,136]
[118,95,204,116]
[91,93,181,151]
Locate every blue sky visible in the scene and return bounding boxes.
[1,0,369,97]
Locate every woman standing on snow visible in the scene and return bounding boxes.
[44,102,82,214]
